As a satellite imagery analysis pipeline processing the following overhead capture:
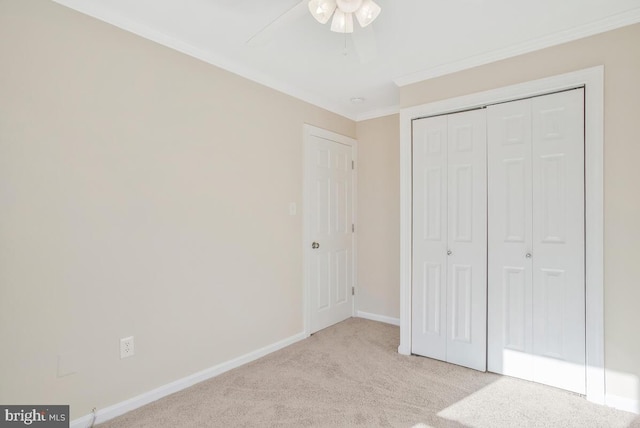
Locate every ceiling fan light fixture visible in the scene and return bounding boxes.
[309,0,379,33]
[336,0,363,14]
[330,9,354,33]
[308,0,337,24]
[354,0,381,28]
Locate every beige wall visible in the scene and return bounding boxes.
[3,0,636,418]
[0,0,354,419]
[401,23,640,404]
[356,115,400,319]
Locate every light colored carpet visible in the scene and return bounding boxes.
[99,318,640,427]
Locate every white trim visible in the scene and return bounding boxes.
[356,105,400,122]
[51,2,640,123]
[394,9,640,86]
[399,66,605,403]
[69,332,306,428]
[357,311,401,326]
[303,124,358,337]
[605,394,640,415]
[51,0,358,121]
[398,101,413,356]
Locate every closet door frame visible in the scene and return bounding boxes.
[399,66,604,404]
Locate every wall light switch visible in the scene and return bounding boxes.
[289,202,297,216]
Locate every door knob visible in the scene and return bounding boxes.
[526,253,532,258]
[447,250,452,256]
[312,242,320,249]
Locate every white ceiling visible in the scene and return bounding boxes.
[52,0,640,121]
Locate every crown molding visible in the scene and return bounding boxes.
[393,8,640,87]
[51,1,638,122]
[356,105,400,122]
[51,0,361,121]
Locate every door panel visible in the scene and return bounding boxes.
[451,264,472,343]
[487,97,534,378]
[335,249,349,304]
[312,250,330,310]
[451,164,473,242]
[412,110,487,372]
[539,154,566,243]
[421,262,442,335]
[504,158,527,242]
[412,115,448,360]
[424,167,443,241]
[538,268,566,359]
[308,135,354,333]
[446,109,487,371]
[503,267,526,352]
[488,89,585,394]
[531,89,585,394]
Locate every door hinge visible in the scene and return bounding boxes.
[352,160,355,170]
[352,286,355,296]
[352,224,355,233]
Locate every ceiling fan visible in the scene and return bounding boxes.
[246,0,381,63]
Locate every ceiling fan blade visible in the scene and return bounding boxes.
[247,1,308,46]
[351,25,377,64]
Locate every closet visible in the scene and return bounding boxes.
[411,88,586,393]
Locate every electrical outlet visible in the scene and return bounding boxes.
[120,336,134,359]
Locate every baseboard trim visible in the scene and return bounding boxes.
[70,331,308,428]
[357,311,401,326]
[605,394,640,415]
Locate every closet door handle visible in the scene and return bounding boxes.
[447,250,452,256]
[525,253,532,258]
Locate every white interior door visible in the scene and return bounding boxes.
[306,131,354,334]
[488,89,585,394]
[412,109,487,371]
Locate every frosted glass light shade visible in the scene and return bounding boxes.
[309,0,380,32]
[308,0,337,24]
[355,0,381,27]
[330,9,354,33]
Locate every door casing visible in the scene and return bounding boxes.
[399,66,604,404]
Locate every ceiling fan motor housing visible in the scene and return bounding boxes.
[337,0,364,14]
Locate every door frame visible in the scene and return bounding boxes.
[303,124,358,337]
[398,66,604,403]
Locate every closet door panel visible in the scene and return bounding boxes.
[487,99,533,379]
[412,116,448,360]
[446,109,487,371]
[531,89,585,394]
[488,88,586,394]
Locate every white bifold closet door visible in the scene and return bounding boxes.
[487,88,585,394]
[412,109,487,372]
